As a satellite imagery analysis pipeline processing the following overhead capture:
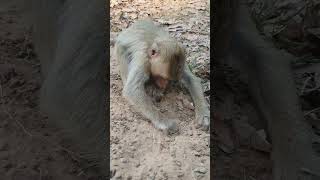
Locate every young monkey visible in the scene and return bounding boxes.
[115,19,209,133]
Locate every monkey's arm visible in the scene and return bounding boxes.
[123,63,177,132]
[181,65,210,130]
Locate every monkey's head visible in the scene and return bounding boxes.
[148,39,186,89]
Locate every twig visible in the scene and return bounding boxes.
[56,144,82,163]
[0,84,83,172]
[262,4,306,26]
[77,171,84,176]
[2,108,33,137]
[300,167,320,177]
[302,85,320,94]
[0,83,32,137]
[304,107,320,116]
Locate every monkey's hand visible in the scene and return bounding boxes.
[154,118,178,134]
[123,65,179,134]
[195,108,210,131]
[181,65,210,131]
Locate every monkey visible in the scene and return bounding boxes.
[115,19,210,133]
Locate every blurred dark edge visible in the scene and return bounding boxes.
[105,0,111,178]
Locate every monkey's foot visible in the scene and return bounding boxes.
[195,111,210,131]
[153,119,179,134]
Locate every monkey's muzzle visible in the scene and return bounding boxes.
[153,76,169,89]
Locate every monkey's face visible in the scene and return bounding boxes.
[150,62,171,89]
[148,50,171,89]
[148,41,185,89]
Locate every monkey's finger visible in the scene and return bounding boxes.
[155,119,179,135]
[195,115,210,131]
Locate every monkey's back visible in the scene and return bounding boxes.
[116,19,171,51]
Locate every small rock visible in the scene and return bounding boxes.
[115,175,122,180]
[183,99,194,110]
[177,172,184,177]
[193,167,207,174]
[194,151,201,157]
[120,158,128,163]
[174,160,182,167]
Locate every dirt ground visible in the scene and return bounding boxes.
[110,55,210,180]
[0,3,105,180]
[110,0,211,179]
[1,0,318,180]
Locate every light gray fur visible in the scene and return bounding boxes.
[115,19,209,132]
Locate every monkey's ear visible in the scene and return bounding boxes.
[148,48,159,59]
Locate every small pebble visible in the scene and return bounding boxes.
[174,160,182,167]
[120,158,128,163]
[177,171,184,177]
[183,99,194,110]
[193,167,207,174]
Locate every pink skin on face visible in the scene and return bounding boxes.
[149,47,171,89]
